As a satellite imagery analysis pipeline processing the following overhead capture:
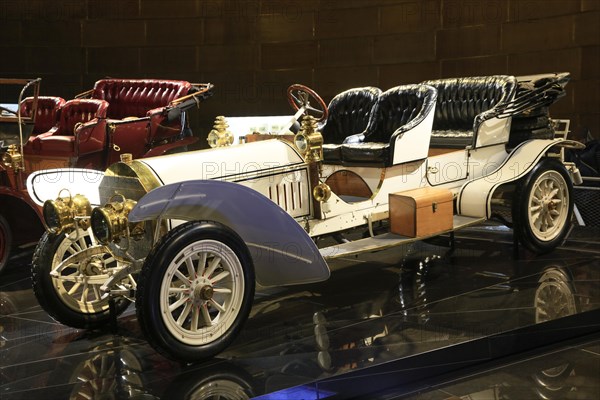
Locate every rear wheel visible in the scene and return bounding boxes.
[0,214,12,274]
[512,159,573,254]
[136,221,255,362]
[31,229,131,329]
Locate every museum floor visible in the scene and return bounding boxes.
[1,223,599,399]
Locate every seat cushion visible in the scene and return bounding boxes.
[39,135,75,155]
[323,144,342,162]
[341,142,389,164]
[430,129,474,148]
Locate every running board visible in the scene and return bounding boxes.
[320,216,486,260]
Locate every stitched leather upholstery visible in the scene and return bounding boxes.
[340,84,436,166]
[55,99,108,136]
[39,99,109,155]
[92,79,191,120]
[367,85,431,142]
[321,87,381,163]
[19,96,65,135]
[321,87,381,144]
[422,75,517,147]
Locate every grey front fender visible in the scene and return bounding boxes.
[128,180,330,287]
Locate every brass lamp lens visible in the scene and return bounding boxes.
[294,133,308,154]
[42,201,61,232]
[91,208,111,244]
[1,152,11,167]
[207,130,219,148]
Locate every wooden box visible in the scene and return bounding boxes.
[389,187,453,237]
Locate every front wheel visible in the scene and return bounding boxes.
[136,221,255,362]
[31,229,131,329]
[512,158,573,254]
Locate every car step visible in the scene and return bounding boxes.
[320,215,486,260]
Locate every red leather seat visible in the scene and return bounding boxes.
[19,96,66,135]
[39,99,109,156]
[91,79,192,120]
[20,96,66,154]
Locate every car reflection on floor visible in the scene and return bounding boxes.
[0,225,598,399]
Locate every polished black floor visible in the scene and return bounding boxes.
[386,334,600,400]
[1,223,599,399]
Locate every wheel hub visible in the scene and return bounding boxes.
[84,259,104,275]
[189,278,213,306]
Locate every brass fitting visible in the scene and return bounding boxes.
[43,192,92,234]
[120,153,133,164]
[207,116,234,148]
[91,196,143,245]
[294,115,323,163]
[1,145,23,170]
[313,183,331,202]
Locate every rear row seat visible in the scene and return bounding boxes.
[21,79,193,157]
[320,75,517,166]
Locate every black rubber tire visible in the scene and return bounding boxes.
[31,231,130,329]
[0,214,12,274]
[512,159,573,254]
[136,221,255,363]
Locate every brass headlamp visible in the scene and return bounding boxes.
[207,116,234,148]
[90,195,142,245]
[43,190,92,234]
[294,116,323,163]
[2,145,23,170]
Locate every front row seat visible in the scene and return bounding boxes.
[341,84,437,166]
[320,86,381,162]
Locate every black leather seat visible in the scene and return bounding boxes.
[341,84,437,166]
[422,75,517,148]
[320,87,381,162]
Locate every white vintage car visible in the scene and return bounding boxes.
[28,75,583,362]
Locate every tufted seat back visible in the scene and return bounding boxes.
[339,85,437,166]
[19,96,65,134]
[56,99,108,136]
[366,85,433,143]
[92,79,192,120]
[321,87,381,144]
[422,76,516,131]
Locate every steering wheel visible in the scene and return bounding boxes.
[287,84,328,122]
[0,105,18,116]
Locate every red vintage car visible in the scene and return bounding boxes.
[0,78,213,273]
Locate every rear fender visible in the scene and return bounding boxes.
[128,180,330,287]
[458,139,580,218]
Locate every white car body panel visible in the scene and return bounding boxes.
[458,139,560,218]
[26,168,104,206]
[475,116,512,148]
[391,110,434,165]
[138,140,304,184]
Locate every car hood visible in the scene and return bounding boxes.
[138,139,304,185]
